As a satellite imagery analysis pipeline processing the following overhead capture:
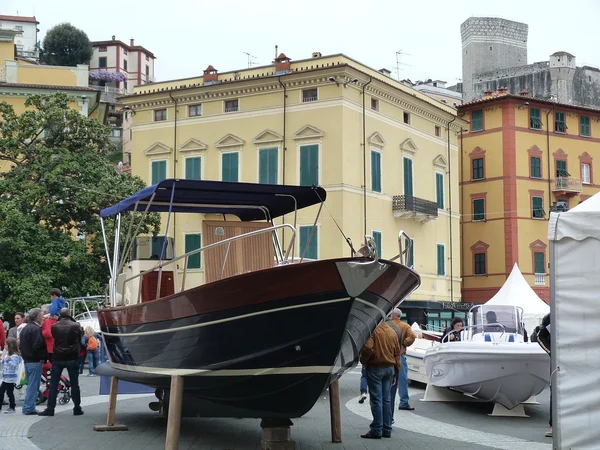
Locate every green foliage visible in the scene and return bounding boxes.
[0,93,159,311]
[40,23,93,67]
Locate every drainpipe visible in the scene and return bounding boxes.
[168,91,179,251]
[447,116,457,302]
[278,76,288,242]
[459,128,465,285]
[362,76,372,238]
[545,103,556,214]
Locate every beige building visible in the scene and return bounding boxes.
[121,53,466,304]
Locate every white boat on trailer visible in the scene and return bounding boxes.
[422,304,550,416]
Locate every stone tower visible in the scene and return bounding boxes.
[461,17,528,101]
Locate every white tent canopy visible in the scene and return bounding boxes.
[548,192,600,449]
[484,263,549,334]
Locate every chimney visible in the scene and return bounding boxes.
[311,52,322,58]
[498,86,507,94]
[203,65,218,84]
[483,90,493,98]
[378,68,392,77]
[130,38,135,46]
[520,89,529,96]
[274,53,292,74]
[112,35,115,41]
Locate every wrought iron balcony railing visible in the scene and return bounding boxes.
[392,195,438,222]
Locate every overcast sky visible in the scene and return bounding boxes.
[4,0,600,85]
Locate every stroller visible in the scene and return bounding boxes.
[15,360,72,406]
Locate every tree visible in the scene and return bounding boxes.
[40,23,93,67]
[0,93,159,311]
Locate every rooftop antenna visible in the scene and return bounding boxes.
[275,45,278,58]
[394,49,412,81]
[243,52,258,69]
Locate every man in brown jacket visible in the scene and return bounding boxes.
[359,321,401,439]
[388,308,416,411]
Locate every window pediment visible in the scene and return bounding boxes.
[145,142,172,156]
[433,154,447,168]
[180,138,207,153]
[368,131,386,148]
[254,129,284,145]
[215,133,245,149]
[529,239,547,250]
[400,138,418,154]
[470,240,489,252]
[293,125,324,141]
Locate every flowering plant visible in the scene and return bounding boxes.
[89,71,127,82]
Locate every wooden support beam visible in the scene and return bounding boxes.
[165,375,184,450]
[93,377,129,432]
[329,380,342,443]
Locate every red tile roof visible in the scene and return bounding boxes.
[0,82,96,92]
[458,92,600,114]
[90,40,155,58]
[0,15,38,24]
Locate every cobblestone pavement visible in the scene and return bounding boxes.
[0,367,553,450]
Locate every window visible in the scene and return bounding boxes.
[371,151,381,193]
[555,112,567,133]
[403,157,413,197]
[299,226,318,260]
[435,172,444,209]
[15,25,23,31]
[188,104,202,117]
[530,157,542,178]
[472,157,484,180]
[435,125,441,137]
[123,60,128,71]
[124,49,128,55]
[403,112,410,124]
[556,160,568,177]
[532,196,545,219]
[471,110,483,131]
[146,55,150,61]
[99,57,107,68]
[185,234,201,269]
[474,253,486,275]
[437,244,445,276]
[406,238,414,268]
[302,88,318,102]
[154,109,167,121]
[372,231,382,258]
[151,236,170,259]
[221,153,239,182]
[224,99,239,113]
[473,198,485,221]
[151,160,167,185]
[371,98,379,111]
[124,80,128,91]
[581,116,591,137]
[300,144,319,186]
[582,163,591,184]
[99,45,107,52]
[259,148,278,184]
[185,157,201,180]
[530,107,542,129]
[146,65,150,78]
[534,251,545,274]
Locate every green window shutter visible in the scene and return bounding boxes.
[185,157,201,180]
[556,160,568,177]
[473,199,485,221]
[403,157,413,197]
[299,226,318,260]
[436,173,444,209]
[530,157,541,178]
[300,145,319,186]
[530,108,542,129]
[151,160,167,185]
[532,196,544,218]
[222,153,239,182]
[581,116,590,136]
[534,252,545,274]
[259,148,278,184]
[437,244,445,276]
[372,231,382,258]
[185,234,201,269]
[474,253,486,275]
[555,112,567,132]
[371,151,382,192]
[472,158,484,180]
[472,110,483,131]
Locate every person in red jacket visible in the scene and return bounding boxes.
[0,316,5,350]
[41,305,56,362]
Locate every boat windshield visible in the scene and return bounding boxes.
[471,305,522,334]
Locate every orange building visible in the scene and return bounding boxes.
[458,89,600,304]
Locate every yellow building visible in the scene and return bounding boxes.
[459,89,600,304]
[0,28,99,115]
[122,52,467,311]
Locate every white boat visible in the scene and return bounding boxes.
[423,305,550,410]
[406,324,441,384]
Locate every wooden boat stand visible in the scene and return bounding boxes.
[93,376,344,449]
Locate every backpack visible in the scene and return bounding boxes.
[87,335,98,351]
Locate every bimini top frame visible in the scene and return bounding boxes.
[100,179,327,220]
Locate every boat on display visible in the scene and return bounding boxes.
[405,325,441,384]
[423,304,550,410]
[95,179,421,419]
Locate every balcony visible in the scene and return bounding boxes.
[392,195,438,222]
[89,85,126,103]
[534,273,546,286]
[552,177,582,195]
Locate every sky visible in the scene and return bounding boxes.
[3,0,600,85]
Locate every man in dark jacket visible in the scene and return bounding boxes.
[39,308,84,416]
[534,313,552,438]
[19,308,48,415]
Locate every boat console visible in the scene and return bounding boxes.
[464,304,526,343]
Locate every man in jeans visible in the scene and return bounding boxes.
[39,308,83,416]
[388,308,416,412]
[359,322,400,439]
[19,308,47,415]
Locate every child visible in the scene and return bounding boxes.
[0,338,21,413]
[49,288,66,318]
[83,326,100,376]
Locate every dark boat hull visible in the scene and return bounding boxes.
[98,258,420,418]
